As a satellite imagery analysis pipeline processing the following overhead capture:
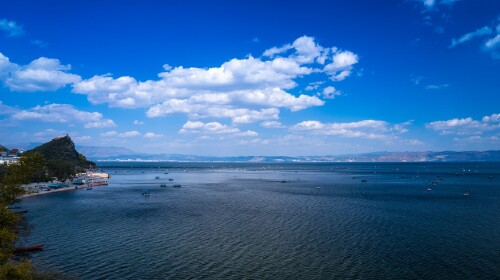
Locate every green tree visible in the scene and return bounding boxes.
[0,152,51,279]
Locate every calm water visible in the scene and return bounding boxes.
[17,162,500,279]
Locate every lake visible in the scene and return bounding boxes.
[18,162,500,279]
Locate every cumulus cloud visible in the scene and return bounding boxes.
[144,132,162,139]
[179,121,257,137]
[320,86,341,99]
[70,36,357,123]
[260,121,285,128]
[426,113,500,135]
[101,130,141,138]
[324,51,359,81]
[133,120,144,125]
[305,81,324,91]
[0,18,24,37]
[100,131,118,137]
[0,53,81,91]
[119,131,140,138]
[1,36,359,125]
[9,103,115,128]
[291,119,411,139]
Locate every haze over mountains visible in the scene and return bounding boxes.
[2,142,499,163]
[78,147,500,163]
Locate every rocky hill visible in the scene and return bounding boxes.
[0,145,7,153]
[25,135,95,179]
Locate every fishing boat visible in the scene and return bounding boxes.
[172,184,181,188]
[160,184,167,188]
[14,244,44,253]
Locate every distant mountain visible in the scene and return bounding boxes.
[0,145,8,153]
[77,146,138,158]
[87,150,500,163]
[25,136,96,178]
[1,142,43,151]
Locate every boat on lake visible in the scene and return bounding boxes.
[14,244,44,253]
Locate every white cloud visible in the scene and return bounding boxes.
[33,129,64,139]
[485,34,500,49]
[119,131,141,138]
[100,131,118,137]
[425,83,449,90]
[324,51,359,81]
[84,119,116,128]
[31,40,48,48]
[305,81,324,91]
[179,121,258,137]
[70,36,356,122]
[10,103,116,128]
[0,18,24,37]
[0,53,17,78]
[418,0,458,9]
[320,86,341,99]
[484,34,500,59]
[0,54,81,92]
[291,119,410,139]
[263,44,293,57]
[1,36,359,126]
[260,121,285,128]
[133,120,144,125]
[144,132,162,139]
[0,101,17,115]
[426,113,500,135]
[450,26,493,48]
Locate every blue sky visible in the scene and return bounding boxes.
[0,0,499,156]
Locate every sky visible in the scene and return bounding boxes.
[0,0,499,156]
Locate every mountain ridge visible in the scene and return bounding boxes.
[83,149,500,162]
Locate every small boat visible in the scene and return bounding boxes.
[14,244,44,253]
[155,176,160,179]
[172,184,181,188]
[361,179,367,183]
[86,187,92,190]
[316,186,321,189]
[463,192,470,197]
[281,180,287,183]
[168,178,174,181]
[426,188,432,192]
[160,184,167,188]
[142,190,150,196]
[164,172,169,174]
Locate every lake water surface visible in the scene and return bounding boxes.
[18,162,500,279]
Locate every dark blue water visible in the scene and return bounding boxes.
[18,163,500,279]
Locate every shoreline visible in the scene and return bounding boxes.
[21,183,108,199]
[20,172,110,199]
